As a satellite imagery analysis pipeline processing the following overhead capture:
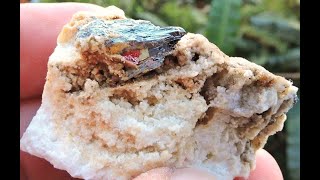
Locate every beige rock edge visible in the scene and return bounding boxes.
[20,6,298,180]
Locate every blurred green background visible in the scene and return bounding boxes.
[38,0,301,179]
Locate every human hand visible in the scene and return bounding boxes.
[20,3,283,180]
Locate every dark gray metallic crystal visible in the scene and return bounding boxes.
[76,18,186,80]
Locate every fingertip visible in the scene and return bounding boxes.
[20,98,41,138]
[20,151,78,180]
[248,149,283,180]
[171,168,217,180]
[20,2,105,100]
[20,2,105,11]
[133,167,173,180]
[134,167,217,180]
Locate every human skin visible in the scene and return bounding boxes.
[20,3,284,180]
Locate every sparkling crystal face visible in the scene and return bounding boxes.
[77,18,186,79]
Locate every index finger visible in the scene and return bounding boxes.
[20,2,104,100]
[247,149,283,180]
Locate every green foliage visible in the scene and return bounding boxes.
[241,4,264,21]
[266,48,300,72]
[158,1,207,33]
[135,11,168,27]
[205,0,241,55]
[240,25,287,53]
[236,0,300,71]
[250,12,300,44]
[286,99,300,180]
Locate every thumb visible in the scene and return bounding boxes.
[134,167,216,180]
